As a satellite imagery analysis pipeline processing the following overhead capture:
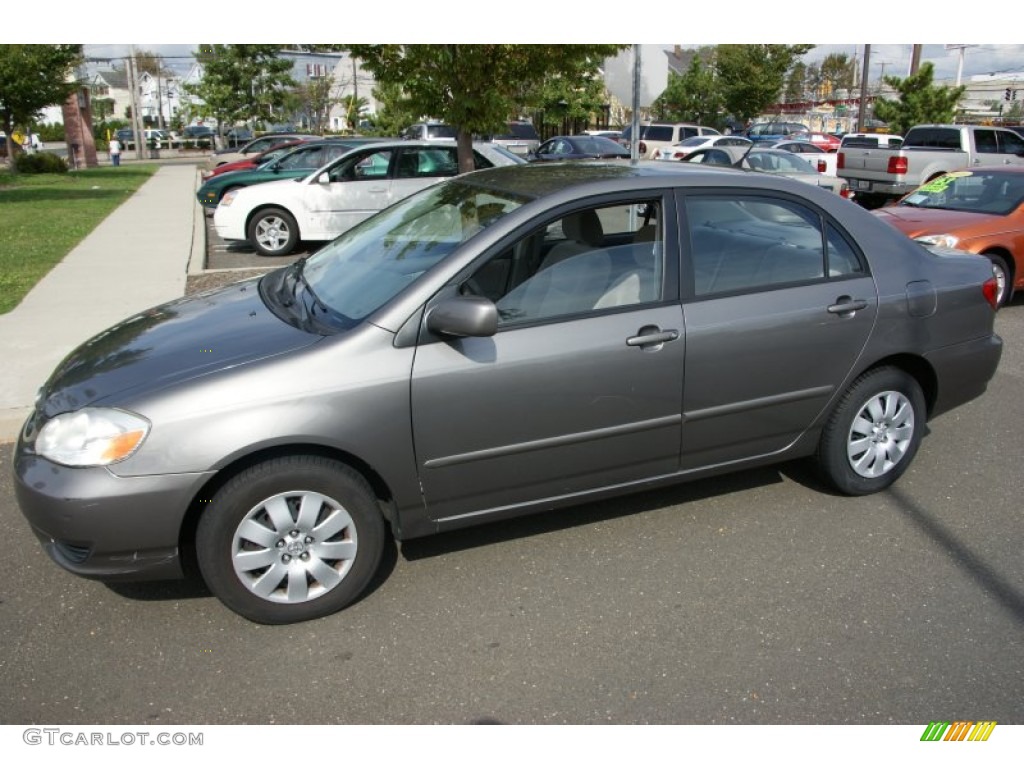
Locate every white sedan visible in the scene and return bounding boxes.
[214,140,524,256]
[656,134,751,161]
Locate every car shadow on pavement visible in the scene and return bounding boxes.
[104,570,212,602]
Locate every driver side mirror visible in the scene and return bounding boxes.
[426,296,498,338]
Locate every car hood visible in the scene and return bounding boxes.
[38,278,322,416]
[873,206,998,236]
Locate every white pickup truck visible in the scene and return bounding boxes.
[837,124,1024,205]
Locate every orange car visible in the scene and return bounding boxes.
[873,167,1024,306]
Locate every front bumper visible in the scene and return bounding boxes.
[13,438,215,582]
[212,209,246,242]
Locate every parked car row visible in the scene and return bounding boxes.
[210,140,526,255]
[195,121,1024,312]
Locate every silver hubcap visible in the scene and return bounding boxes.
[254,216,291,252]
[231,491,357,604]
[992,262,1007,305]
[847,390,915,478]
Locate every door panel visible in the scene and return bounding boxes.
[410,305,685,521]
[680,278,877,469]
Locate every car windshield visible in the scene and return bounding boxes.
[299,179,531,326]
[901,170,1024,215]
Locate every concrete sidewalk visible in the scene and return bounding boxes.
[0,163,204,440]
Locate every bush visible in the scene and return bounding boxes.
[15,152,69,174]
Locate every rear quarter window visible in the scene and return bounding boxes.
[904,128,961,149]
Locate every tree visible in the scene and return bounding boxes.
[818,53,856,99]
[294,75,338,133]
[186,45,296,132]
[367,80,419,137]
[530,69,610,136]
[0,44,82,167]
[785,61,808,103]
[872,62,966,135]
[716,44,814,122]
[653,54,724,126]
[340,94,368,132]
[348,44,626,172]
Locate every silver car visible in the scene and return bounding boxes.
[14,162,1002,624]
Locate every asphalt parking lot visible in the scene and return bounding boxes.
[1,299,1022,727]
[203,208,312,271]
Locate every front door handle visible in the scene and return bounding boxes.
[827,297,868,316]
[626,327,679,348]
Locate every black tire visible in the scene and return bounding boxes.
[196,456,386,624]
[248,207,299,256]
[816,367,926,496]
[984,253,1011,308]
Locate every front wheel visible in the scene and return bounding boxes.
[816,367,926,496]
[196,456,386,624]
[248,207,299,256]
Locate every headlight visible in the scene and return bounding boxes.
[220,190,237,206]
[36,408,150,467]
[915,233,960,249]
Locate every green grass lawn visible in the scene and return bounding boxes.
[0,165,158,314]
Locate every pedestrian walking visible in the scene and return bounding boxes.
[109,138,122,167]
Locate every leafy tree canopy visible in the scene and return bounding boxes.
[187,44,296,130]
[348,44,626,171]
[716,44,814,122]
[0,44,83,165]
[872,62,965,134]
[654,53,724,126]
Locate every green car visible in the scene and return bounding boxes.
[196,140,360,209]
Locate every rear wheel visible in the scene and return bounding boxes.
[248,207,299,256]
[196,456,386,624]
[816,367,925,496]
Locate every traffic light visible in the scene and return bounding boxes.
[1006,88,1012,101]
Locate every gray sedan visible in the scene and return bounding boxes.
[13,162,1002,624]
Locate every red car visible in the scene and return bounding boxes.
[789,131,841,152]
[201,140,307,179]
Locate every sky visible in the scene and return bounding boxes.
[24,3,1016,83]
[77,42,1024,88]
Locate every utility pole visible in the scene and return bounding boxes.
[909,44,922,76]
[856,44,871,132]
[156,56,165,130]
[127,48,146,159]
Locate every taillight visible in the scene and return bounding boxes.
[888,156,908,175]
[839,183,852,199]
[639,141,647,155]
[817,159,827,173]
[982,277,999,310]
[674,151,685,159]
[837,152,845,169]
